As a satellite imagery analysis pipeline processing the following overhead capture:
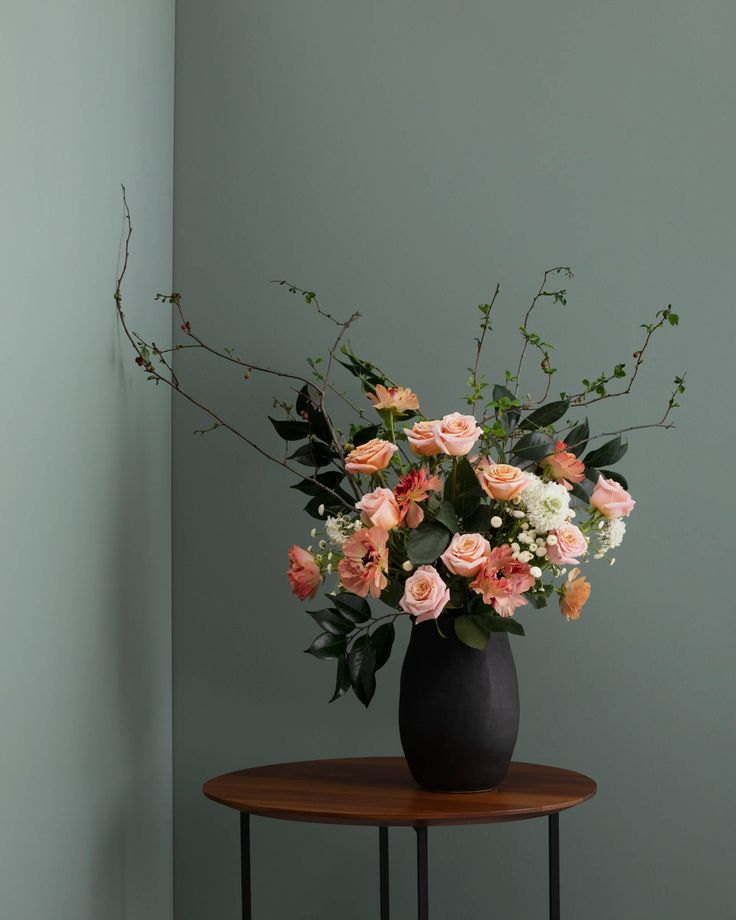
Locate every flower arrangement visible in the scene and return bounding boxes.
[115,191,685,707]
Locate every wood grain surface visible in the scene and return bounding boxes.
[203,757,596,827]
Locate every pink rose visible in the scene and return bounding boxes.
[430,413,483,456]
[547,523,588,565]
[399,565,450,623]
[286,545,321,601]
[590,475,635,519]
[355,488,401,530]
[345,438,398,474]
[405,420,441,457]
[440,532,491,577]
[476,459,529,501]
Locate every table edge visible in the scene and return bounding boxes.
[202,758,597,827]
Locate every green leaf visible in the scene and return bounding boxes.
[348,636,377,707]
[305,632,347,661]
[303,491,351,519]
[524,590,548,609]
[268,417,311,441]
[329,655,351,702]
[380,579,404,609]
[487,617,525,637]
[583,435,628,468]
[406,521,452,565]
[444,457,483,520]
[352,424,381,446]
[492,384,521,434]
[518,399,570,431]
[569,478,594,503]
[454,614,490,650]
[307,608,353,636]
[290,470,345,496]
[512,430,556,461]
[598,468,629,490]
[434,501,460,533]
[295,384,333,444]
[332,592,371,624]
[372,622,396,671]
[288,441,334,468]
[462,504,493,533]
[565,418,589,457]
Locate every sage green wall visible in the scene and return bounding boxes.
[173,2,736,917]
[1,2,174,918]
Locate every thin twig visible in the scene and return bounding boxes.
[115,188,355,511]
[469,283,500,412]
[513,266,572,397]
[569,308,673,407]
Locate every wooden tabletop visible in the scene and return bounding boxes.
[203,757,596,827]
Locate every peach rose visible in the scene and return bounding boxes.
[440,532,491,577]
[430,413,483,456]
[405,420,441,457]
[476,459,529,501]
[547,523,588,565]
[286,545,321,601]
[399,565,451,623]
[542,440,586,491]
[368,384,420,413]
[559,568,591,620]
[590,475,635,519]
[355,488,401,530]
[345,438,398,474]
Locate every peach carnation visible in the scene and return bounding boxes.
[547,523,588,565]
[440,532,491,577]
[337,526,389,598]
[405,420,441,457]
[476,459,529,501]
[542,440,586,491]
[355,488,401,531]
[559,568,591,620]
[590,475,635,519]
[345,438,398,474]
[399,565,450,623]
[286,545,321,601]
[368,384,420,413]
[430,413,483,456]
[470,544,535,617]
[393,467,443,528]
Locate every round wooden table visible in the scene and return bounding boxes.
[203,756,596,920]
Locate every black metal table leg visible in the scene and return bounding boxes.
[415,826,428,920]
[379,826,390,919]
[548,813,560,920]
[240,812,251,920]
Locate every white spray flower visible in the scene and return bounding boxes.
[522,477,571,532]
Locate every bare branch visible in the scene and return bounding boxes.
[115,188,355,512]
[513,266,572,397]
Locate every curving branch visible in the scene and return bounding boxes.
[114,187,355,511]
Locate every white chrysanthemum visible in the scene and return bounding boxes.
[594,519,626,557]
[521,477,571,533]
[324,514,359,547]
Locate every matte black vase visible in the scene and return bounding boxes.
[399,614,519,792]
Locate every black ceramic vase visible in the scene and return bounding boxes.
[399,613,520,792]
